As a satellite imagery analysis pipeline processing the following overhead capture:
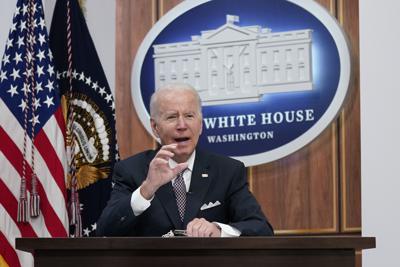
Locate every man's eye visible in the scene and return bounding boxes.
[166,115,177,120]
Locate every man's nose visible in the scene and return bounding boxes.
[176,116,187,129]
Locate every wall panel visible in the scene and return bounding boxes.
[252,124,338,234]
[337,0,361,233]
[115,0,156,159]
[158,0,183,16]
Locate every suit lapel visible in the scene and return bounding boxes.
[155,183,182,229]
[184,150,212,225]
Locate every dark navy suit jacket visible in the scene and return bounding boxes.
[96,149,273,236]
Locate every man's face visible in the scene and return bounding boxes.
[150,89,203,163]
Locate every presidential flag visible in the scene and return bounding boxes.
[49,0,119,237]
[0,0,69,266]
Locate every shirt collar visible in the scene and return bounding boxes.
[168,150,196,172]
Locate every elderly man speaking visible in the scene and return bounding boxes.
[97,83,273,237]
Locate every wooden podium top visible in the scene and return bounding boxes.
[15,236,375,267]
[17,236,375,253]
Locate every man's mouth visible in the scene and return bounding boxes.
[174,137,190,143]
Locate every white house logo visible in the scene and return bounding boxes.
[131,0,351,166]
[153,15,313,105]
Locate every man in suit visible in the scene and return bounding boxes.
[96,83,273,237]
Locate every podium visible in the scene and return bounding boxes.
[16,236,375,267]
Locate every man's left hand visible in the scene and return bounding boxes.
[186,218,221,237]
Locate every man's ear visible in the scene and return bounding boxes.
[150,118,160,138]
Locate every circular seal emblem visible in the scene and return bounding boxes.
[131,0,351,166]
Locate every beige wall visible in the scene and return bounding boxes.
[360,0,400,266]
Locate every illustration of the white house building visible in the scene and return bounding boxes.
[153,15,313,105]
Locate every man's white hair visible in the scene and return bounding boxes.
[149,83,203,119]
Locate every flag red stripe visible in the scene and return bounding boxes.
[0,179,38,238]
[35,128,67,202]
[0,128,68,237]
[0,231,21,267]
[54,106,66,140]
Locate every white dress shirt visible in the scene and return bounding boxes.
[130,151,241,237]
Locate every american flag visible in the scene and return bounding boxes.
[0,0,69,266]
